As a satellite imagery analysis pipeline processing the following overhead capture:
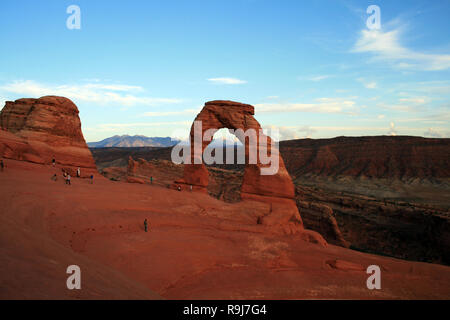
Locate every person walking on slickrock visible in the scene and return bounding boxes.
[0,159,4,172]
[144,219,148,232]
[52,157,56,167]
[66,174,71,185]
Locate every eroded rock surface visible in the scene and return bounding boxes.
[0,96,96,174]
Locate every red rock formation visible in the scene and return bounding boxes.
[0,96,96,174]
[175,100,323,240]
[280,136,450,179]
[297,198,350,248]
[176,100,295,198]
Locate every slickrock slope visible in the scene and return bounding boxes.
[0,96,96,175]
[1,159,450,299]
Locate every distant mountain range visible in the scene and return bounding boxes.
[88,135,180,148]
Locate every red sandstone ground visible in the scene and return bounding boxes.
[1,159,450,299]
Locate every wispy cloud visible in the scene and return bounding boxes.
[388,121,397,136]
[353,27,450,71]
[255,97,358,115]
[84,121,191,133]
[142,109,199,117]
[310,75,333,82]
[377,95,432,113]
[422,127,450,138]
[207,77,247,85]
[299,75,334,82]
[263,125,317,140]
[0,80,182,106]
[357,78,377,89]
[398,97,428,105]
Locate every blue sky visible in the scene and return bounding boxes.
[0,0,449,142]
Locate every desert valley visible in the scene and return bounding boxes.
[1,96,449,299]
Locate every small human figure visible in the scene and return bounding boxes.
[144,219,148,232]
[177,185,181,191]
[66,174,71,185]
[52,157,56,167]
[150,176,153,184]
[0,159,4,172]
[51,174,57,181]
[62,170,67,178]
[190,185,193,192]
[90,174,94,184]
[76,167,80,178]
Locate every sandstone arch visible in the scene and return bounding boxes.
[174,100,324,239]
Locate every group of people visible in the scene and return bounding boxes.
[2,156,169,235]
[51,157,94,185]
[176,184,193,192]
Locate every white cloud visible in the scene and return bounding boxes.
[308,75,333,82]
[83,83,144,92]
[255,97,358,115]
[398,97,428,104]
[142,109,199,117]
[423,128,443,138]
[357,78,377,89]
[388,121,397,136]
[298,75,334,82]
[262,125,317,140]
[422,128,450,138]
[353,28,450,71]
[377,102,419,113]
[365,82,377,89]
[207,77,247,85]
[0,80,182,107]
[377,114,385,119]
[84,121,191,133]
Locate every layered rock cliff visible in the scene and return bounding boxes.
[0,96,96,173]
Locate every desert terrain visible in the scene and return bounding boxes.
[92,136,450,265]
[2,159,450,299]
[1,96,450,299]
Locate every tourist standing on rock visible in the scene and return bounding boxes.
[66,174,71,185]
[52,157,56,167]
[0,159,4,172]
[190,185,193,192]
[77,167,81,178]
[51,174,57,181]
[90,174,94,184]
[144,219,148,232]
[150,176,153,184]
